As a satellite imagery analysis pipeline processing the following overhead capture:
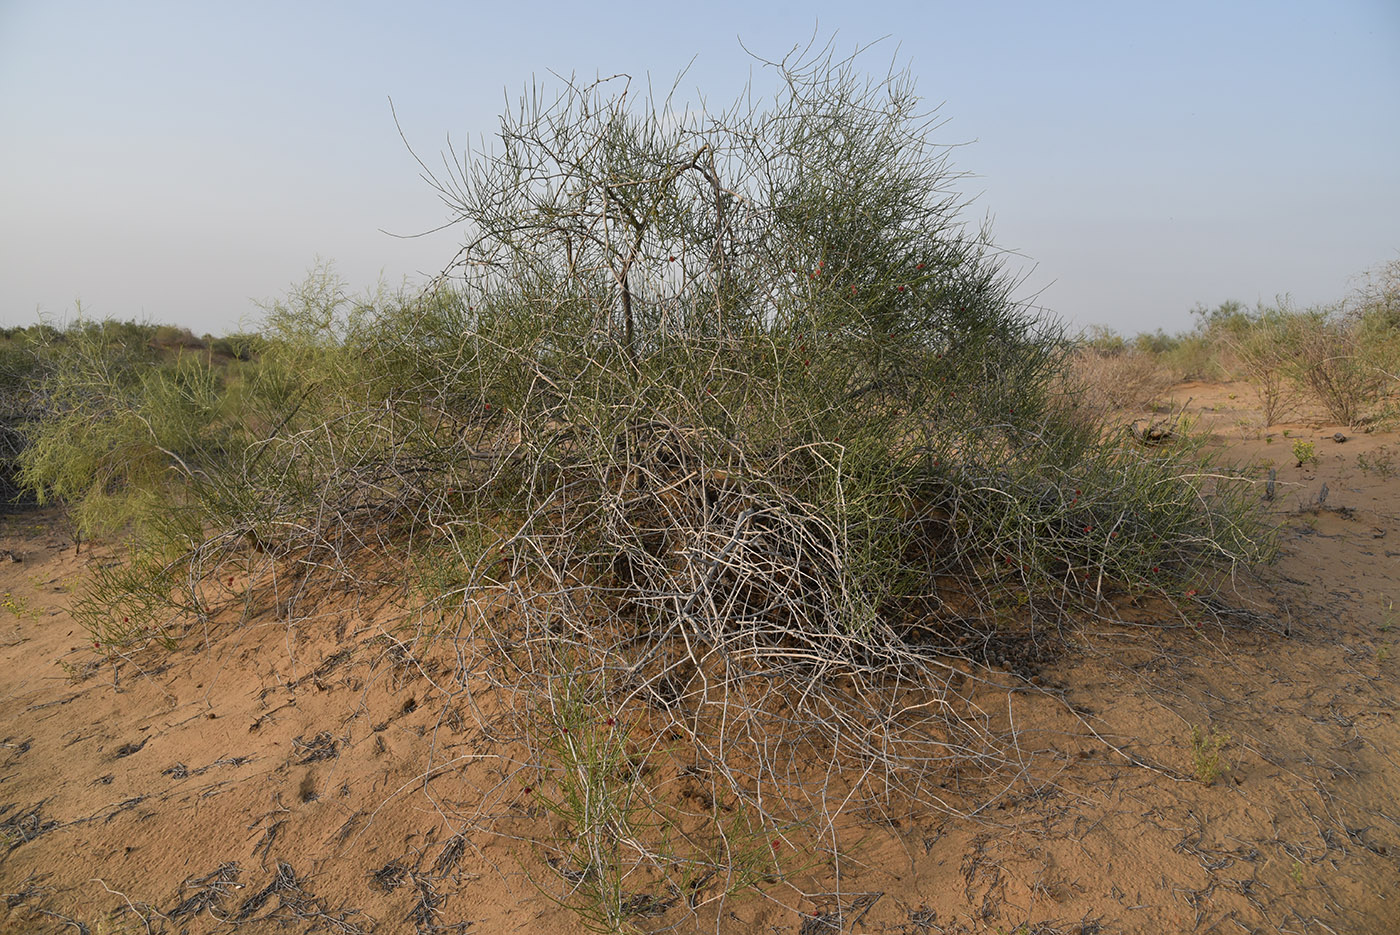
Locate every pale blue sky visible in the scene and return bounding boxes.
[2,0,1396,336]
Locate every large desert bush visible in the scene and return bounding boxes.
[18,45,1277,927]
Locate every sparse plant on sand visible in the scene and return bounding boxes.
[0,589,32,619]
[1190,725,1230,785]
[1356,447,1396,479]
[1292,439,1317,467]
[525,663,795,931]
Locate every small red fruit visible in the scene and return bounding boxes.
[897,285,905,292]
[605,716,616,726]
[916,263,925,270]
[668,256,677,262]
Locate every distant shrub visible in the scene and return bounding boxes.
[1082,324,1126,355]
[1353,258,1400,386]
[1283,304,1388,426]
[1229,311,1302,427]
[223,332,265,361]
[1191,299,1254,338]
[152,325,205,349]
[1068,348,1177,416]
[1159,333,1226,381]
[1132,329,1181,356]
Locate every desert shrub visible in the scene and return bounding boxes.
[0,331,49,509]
[18,320,222,541]
[1159,332,1225,381]
[152,324,204,349]
[1353,258,1400,389]
[209,331,267,361]
[1124,300,1257,381]
[1067,347,1177,416]
[1192,299,1253,338]
[1228,310,1303,426]
[1282,303,1388,426]
[1083,324,1126,354]
[1131,328,1179,356]
[18,47,1277,919]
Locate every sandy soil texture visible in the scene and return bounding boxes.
[1,381,1397,934]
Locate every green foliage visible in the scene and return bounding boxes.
[1356,447,1395,479]
[13,52,1275,649]
[1190,725,1230,785]
[11,304,377,644]
[18,319,213,541]
[1081,325,1125,355]
[1282,303,1388,426]
[526,665,792,931]
[1191,299,1253,336]
[1132,329,1181,356]
[1291,439,1317,467]
[0,590,33,619]
[152,324,204,349]
[1230,312,1301,427]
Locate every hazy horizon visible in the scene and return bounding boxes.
[2,1,1397,338]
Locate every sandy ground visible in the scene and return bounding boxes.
[1,380,1397,934]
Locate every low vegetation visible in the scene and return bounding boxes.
[1076,260,1400,426]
